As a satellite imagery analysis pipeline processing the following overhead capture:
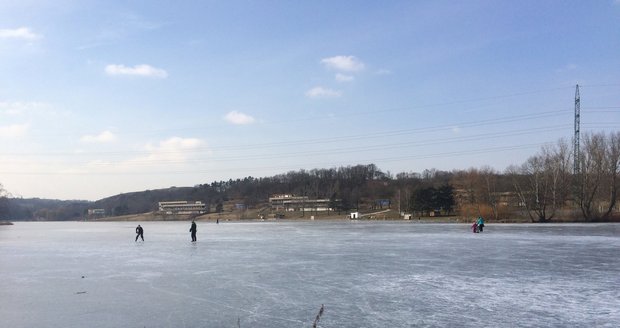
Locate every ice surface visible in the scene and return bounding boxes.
[1,221,619,327]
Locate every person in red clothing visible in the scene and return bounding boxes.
[471,221,478,233]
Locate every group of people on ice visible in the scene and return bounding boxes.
[471,216,485,233]
[135,220,199,242]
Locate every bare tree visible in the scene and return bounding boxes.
[451,168,481,218]
[479,166,500,220]
[578,132,620,221]
[452,167,501,220]
[609,132,620,217]
[0,183,10,219]
[508,140,571,222]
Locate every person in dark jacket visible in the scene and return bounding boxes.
[135,224,144,241]
[189,220,197,242]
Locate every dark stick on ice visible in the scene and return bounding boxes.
[312,304,324,328]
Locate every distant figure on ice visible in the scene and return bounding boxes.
[471,221,478,233]
[189,220,197,242]
[135,224,144,241]
[477,216,485,232]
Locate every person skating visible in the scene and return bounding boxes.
[189,220,197,242]
[471,221,478,233]
[477,216,485,232]
[135,224,144,241]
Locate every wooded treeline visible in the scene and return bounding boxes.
[1,131,618,222]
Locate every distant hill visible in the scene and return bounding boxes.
[91,186,217,217]
[6,186,219,221]
[4,164,460,221]
[7,198,91,221]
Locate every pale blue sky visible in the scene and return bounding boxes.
[1,0,619,200]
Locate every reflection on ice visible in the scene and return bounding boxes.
[1,222,619,327]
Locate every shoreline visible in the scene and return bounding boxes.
[5,217,619,224]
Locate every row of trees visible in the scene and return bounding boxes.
[506,132,619,222]
[2,132,618,222]
[0,184,9,219]
[200,163,393,213]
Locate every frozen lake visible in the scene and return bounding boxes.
[1,221,619,328]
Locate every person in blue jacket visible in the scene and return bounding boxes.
[477,216,485,232]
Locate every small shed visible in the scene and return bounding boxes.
[350,212,360,219]
[429,210,441,217]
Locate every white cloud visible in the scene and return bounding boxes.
[80,130,117,143]
[0,123,29,138]
[0,27,40,40]
[452,126,461,134]
[335,73,354,82]
[305,86,342,98]
[224,111,255,125]
[141,137,205,162]
[147,136,203,151]
[75,136,207,177]
[0,101,49,115]
[321,55,365,72]
[105,64,168,78]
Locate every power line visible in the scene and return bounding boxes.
[0,142,551,176]
[2,84,617,178]
[0,123,571,167]
[19,85,589,138]
[2,109,572,157]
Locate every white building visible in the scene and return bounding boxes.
[87,209,105,216]
[158,201,207,215]
[269,194,336,212]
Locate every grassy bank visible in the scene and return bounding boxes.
[94,210,398,222]
[90,209,614,223]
